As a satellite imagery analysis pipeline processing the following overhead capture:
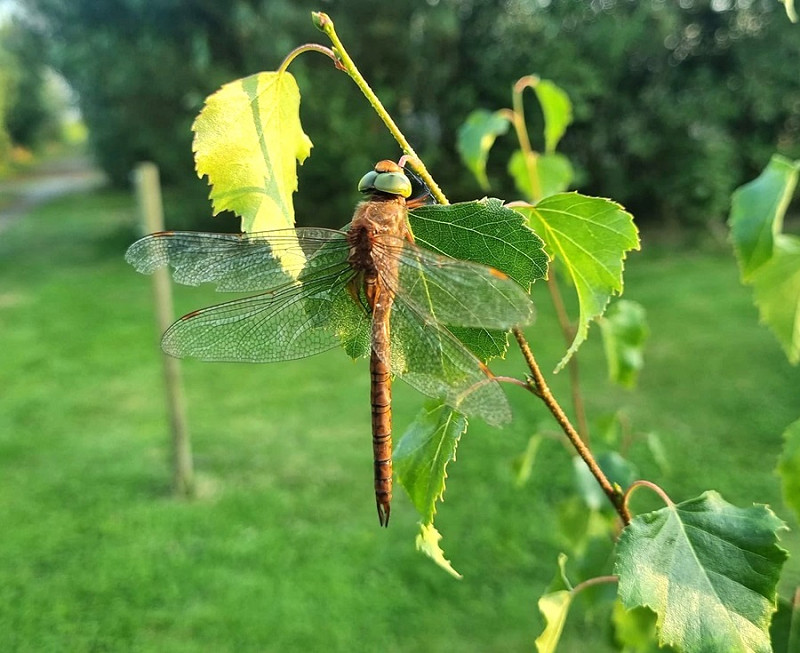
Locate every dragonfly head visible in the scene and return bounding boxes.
[358,160,412,199]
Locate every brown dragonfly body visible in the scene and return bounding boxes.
[347,164,412,526]
[126,159,535,527]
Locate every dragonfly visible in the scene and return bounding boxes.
[126,160,535,526]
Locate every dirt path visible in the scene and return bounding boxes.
[0,156,106,233]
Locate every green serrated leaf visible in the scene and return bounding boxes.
[749,235,800,364]
[573,452,638,512]
[599,299,649,389]
[533,78,573,154]
[508,150,573,202]
[395,400,467,523]
[415,522,462,579]
[777,418,800,524]
[409,199,548,289]
[535,590,573,653]
[729,154,799,281]
[457,109,510,190]
[408,198,548,361]
[192,71,312,233]
[514,193,639,372]
[615,490,789,653]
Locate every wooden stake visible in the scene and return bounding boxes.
[134,162,194,497]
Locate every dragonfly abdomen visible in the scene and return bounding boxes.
[370,349,393,527]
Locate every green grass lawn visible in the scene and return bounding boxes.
[1,190,798,652]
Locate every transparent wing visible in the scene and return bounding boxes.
[375,238,535,330]
[125,228,349,292]
[386,298,512,427]
[161,267,369,362]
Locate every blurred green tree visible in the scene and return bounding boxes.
[0,29,16,169]
[15,0,799,225]
[460,0,800,224]
[0,20,63,150]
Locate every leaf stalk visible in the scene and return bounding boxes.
[278,44,340,75]
[511,76,543,203]
[623,479,675,515]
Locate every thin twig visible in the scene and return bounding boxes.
[513,328,631,525]
[313,12,448,206]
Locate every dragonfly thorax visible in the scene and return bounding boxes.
[347,193,410,279]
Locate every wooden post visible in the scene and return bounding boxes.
[134,162,194,497]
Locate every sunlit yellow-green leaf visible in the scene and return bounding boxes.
[514,193,639,372]
[535,590,573,653]
[415,522,462,579]
[535,553,574,653]
[192,71,312,234]
[780,0,798,22]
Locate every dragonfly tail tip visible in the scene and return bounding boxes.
[377,503,391,527]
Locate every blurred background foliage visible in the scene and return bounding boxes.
[2,0,799,226]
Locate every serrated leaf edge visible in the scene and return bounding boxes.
[514,193,639,372]
[616,492,788,652]
[415,522,462,579]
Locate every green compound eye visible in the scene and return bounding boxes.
[357,170,379,193]
[372,171,412,198]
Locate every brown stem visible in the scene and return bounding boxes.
[513,328,631,525]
